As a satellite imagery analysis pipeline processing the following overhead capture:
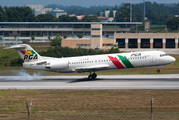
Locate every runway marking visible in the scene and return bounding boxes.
[0,86,179,88]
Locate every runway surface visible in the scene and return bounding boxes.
[0,74,179,89]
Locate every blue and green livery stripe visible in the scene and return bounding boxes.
[117,55,134,68]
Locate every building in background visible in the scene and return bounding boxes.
[24,4,67,17]
[25,4,43,16]
[0,22,142,49]
[113,10,117,18]
[46,8,67,18]
[100,12,104,17]
[104,11,110,18]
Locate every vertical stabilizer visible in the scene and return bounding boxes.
[4,44,43,62]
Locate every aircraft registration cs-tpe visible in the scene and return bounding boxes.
[5,44,176,80]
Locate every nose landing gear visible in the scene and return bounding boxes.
[157,69,160,73]
[88,72,97,80]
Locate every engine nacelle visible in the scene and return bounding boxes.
[46,60,69,69]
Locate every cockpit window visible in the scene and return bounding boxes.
[160,54,168,57]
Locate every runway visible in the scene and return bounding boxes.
[0,74,179,89]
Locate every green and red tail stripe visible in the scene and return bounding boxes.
[108,55,134,69]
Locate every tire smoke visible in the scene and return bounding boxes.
[0,69,43,81]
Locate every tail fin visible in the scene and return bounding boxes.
[4,44,43,62]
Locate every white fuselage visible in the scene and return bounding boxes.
[23,51,176,73]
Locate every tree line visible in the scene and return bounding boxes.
[46,2,179,26]
[0,6,101,22]
[1,3,179,30]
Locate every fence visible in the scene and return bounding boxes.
[1,112,179,120]
[1,90,179,120]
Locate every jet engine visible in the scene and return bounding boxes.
[46,60,69,69]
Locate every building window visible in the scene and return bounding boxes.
[91,28,101,31]
[92,35,100,38]
[103,44,113,46]
[76,44,91,47]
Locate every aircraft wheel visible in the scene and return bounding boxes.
[88,75,93,80]
[157,69,160,73]
[92,73,97,79]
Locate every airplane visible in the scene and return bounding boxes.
[5,44,176,80]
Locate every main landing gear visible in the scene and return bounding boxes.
[88,72,97,80]
[157,69,160,73]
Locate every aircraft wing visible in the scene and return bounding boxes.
[75,64,110,73]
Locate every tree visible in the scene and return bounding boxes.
[115,3,135,22]
[0,6,8,22]
[78,34,83,39]
[63,34,67,39]
[36,14,59,22]
[31,36,35,42]
[50,34,61,47]
[48,36,51,41]
[166,16,179,30]
[109,9,113,18]
[59,15,78,22]
[146,9,158,24]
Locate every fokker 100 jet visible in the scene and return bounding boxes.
[5,44,176,80]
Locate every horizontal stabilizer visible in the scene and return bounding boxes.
[3,45,26,49]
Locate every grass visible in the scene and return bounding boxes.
[0,90,179,115]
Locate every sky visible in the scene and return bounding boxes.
[1,0,179,7]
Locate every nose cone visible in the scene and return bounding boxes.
[170,56,176,63]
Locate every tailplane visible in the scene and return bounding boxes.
[4,44,43,62]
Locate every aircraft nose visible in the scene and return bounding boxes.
[170,56,176,63]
